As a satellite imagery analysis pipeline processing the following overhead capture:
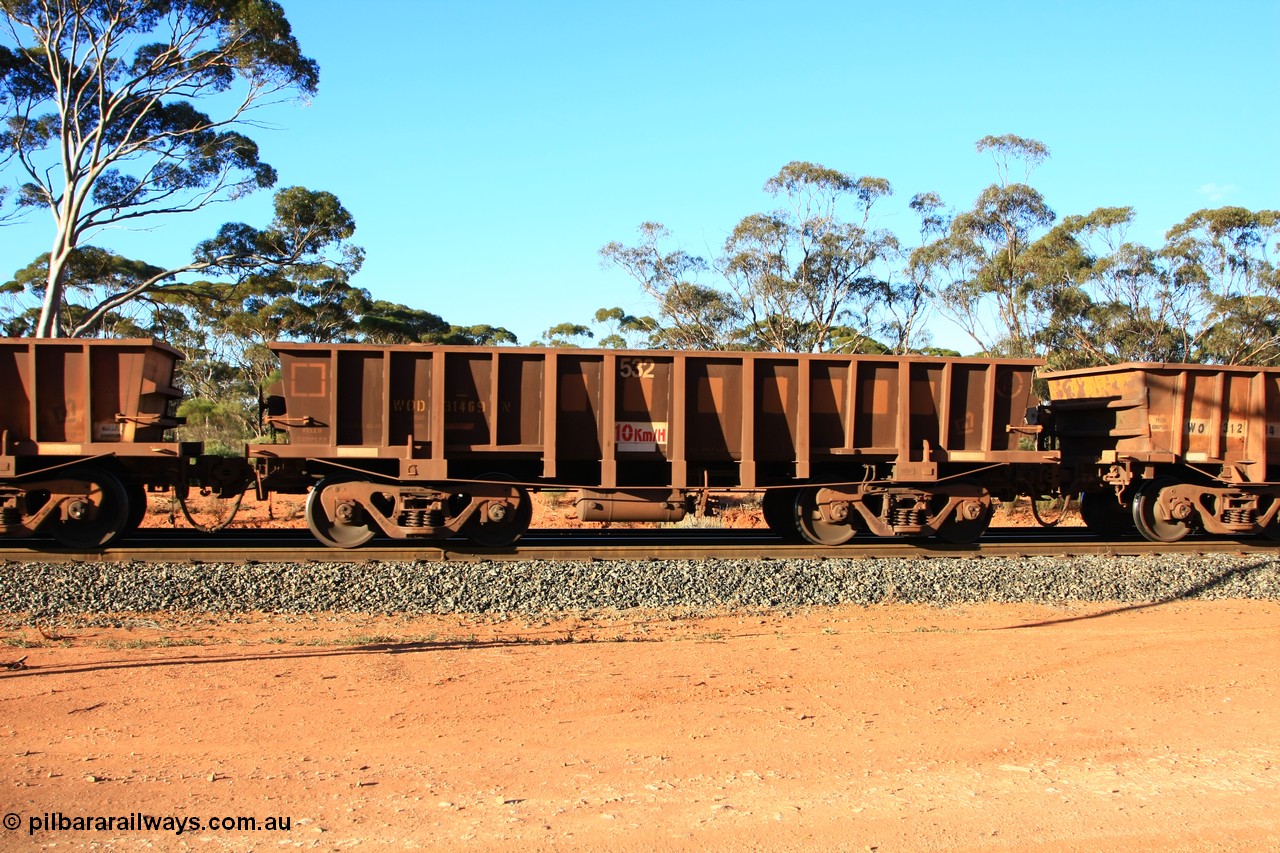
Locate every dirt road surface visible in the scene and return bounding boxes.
[1,599,1276,851]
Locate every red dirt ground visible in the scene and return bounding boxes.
[1,601,1276,851]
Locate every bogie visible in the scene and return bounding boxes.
[301,475,535,549]
[306,478,379,549]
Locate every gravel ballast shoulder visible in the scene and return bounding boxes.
[2,554,1279,618]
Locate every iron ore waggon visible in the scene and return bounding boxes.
[1043,362,1280,542]
[0,338,245,547]
[254,343,1055,547]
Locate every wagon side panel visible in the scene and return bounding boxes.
[273,346,338,448]
[686,356,743,464]
[754,359,798,459]
[0,341,33,449]
[387,349,434,453]
[554,353,603,464]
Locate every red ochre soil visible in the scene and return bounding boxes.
[3,493,1274,851]
[2,602,1277,851]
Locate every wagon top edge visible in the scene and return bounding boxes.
[0,336,184,358]
[1040,361,1280,379]
[265,341,1046,366]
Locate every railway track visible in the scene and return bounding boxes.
[3,527,1277,564]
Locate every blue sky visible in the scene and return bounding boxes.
[4,0,1278,353]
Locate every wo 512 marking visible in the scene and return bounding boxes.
[1185,418,1255,436]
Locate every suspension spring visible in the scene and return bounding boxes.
[0,506,18,527]
[398,509,428,529]
[892,507,924,527]
[398,507,445,529]
[1224,507,1255,526]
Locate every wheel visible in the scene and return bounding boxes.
[1132,477,1192,543]
[464,483,532,547]
[761,489,802,540]
[50,468,130,549]
[1079,491,1135,536]
[935,499,993,544]
[306,478,377,548]
[794,487,857,546]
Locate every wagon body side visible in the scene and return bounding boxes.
[258,343,1058,547]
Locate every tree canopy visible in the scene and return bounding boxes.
[0,0,322,335]
[602,162,915,354]
[605,139,1278,366]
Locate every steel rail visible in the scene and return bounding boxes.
[2,528,1277,564]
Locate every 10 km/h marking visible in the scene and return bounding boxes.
[616,421,668,451]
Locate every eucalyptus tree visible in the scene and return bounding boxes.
[914,135,1057,357]
[882,191,949,354]
[1027,208,1195,368]
[603,162,904,354]
[2,245,170,335]
[0,0,323,336]
[534,308,657,349]
[824,325,890,354]
[591,306,656,348]
[357,300,452,344]
[428,324,518,346]
[540,322,592,347]
[721,161,898,353]
[1162,206,1280,364]
[601,222,742,349]
[353,303,518,346]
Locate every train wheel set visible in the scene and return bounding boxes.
[301,474,535,549]
[4,338,1280,551]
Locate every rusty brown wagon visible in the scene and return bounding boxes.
[0,338,191,547]
[0,338,252,547]
[256,343,1058,547]
[1043,362,1280,542]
